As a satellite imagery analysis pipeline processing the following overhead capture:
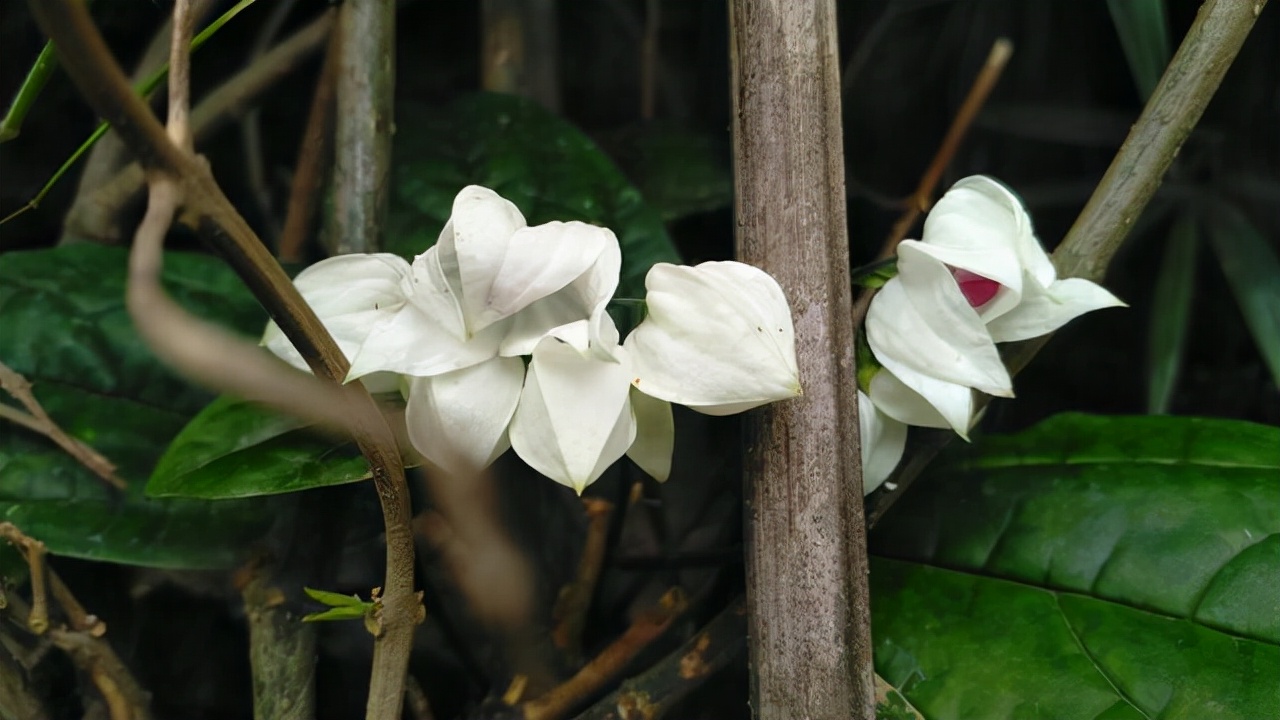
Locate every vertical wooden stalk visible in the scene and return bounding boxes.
[728,1,875,718]
[330,0,396,255]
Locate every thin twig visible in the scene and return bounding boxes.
[519,588,688,720]
[0,362,126,490]
[279,14,342,263]
[48,628,152,720]
[552,497,614,663]
[0,523,49,634]
[0,530,151,720]
[240,0,301,243]
[67,10,337,247]
[878,37,1013,261]
[412,469,546,692]
[576,597,747,720]
[48,571,106,636]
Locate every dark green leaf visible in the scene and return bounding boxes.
[871,414,1280,719]
[599,122,732,222]
[0,245,273,568]
[147,395,369,499]
[1107,0,1171,100]
[387,92,681,299]
[1146,212,1198,413]
[1206,203,1280,387]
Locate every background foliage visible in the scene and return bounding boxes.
[0,1,1275,718]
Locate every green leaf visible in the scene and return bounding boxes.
[1206,203,1280,387]
[303,586,367,608]
[1145,212,1198,413]
[386,92,682,299]
[1107,0,1171,101]
[302,606,368,623]
[870,413,1280,719]
[0,245,273,568]
[599,122,732,222]
[147,395,369,499]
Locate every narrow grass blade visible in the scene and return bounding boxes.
[1146,211,1198,413]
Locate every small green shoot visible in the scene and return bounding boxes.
[302,586,376,623]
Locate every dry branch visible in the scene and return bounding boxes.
[728,1,874,716]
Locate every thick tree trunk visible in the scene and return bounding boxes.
[728,1,875,718]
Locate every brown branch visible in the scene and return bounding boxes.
[519,588,689,720]
[728,0,872,716]
[412,469,546,692]
[1055,0,1268,283]
[25,3,420,719]
[0,530,151,720]
[0,523,49,634]
[61,0,217,245]
[48,628,152,720]
[577,597,747,720]
[0,362,126,490]
[279,14,342,263]
[878,37,1013,260]
[239,0,302,242]
[69,10,338,246]
[552,497,614,662]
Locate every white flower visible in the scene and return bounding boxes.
[625,261,802,415]
[263,186,801,492]
[508,319,674,493]
[859,391,907,495]
[865,176,1124,435]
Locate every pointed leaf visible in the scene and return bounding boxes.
[870,414,1280,719]
[0,246,272,568]
[147,396,370,499]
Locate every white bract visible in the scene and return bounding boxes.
[859,391,907,495]
[625,262,802,415]
[263,186,803,492]
[864,175,1124,437]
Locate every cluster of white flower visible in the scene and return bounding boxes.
[264,186,802,493]
[858,176,1125,493]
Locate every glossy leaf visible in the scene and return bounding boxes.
[147,395,369,499]
[1145,212,1198,413]
[871,413,1280,719]
[386,92,681,299]
[0,245,273,568]
[1206,203,1280,387]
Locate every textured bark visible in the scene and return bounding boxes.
[728,1,874,718]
